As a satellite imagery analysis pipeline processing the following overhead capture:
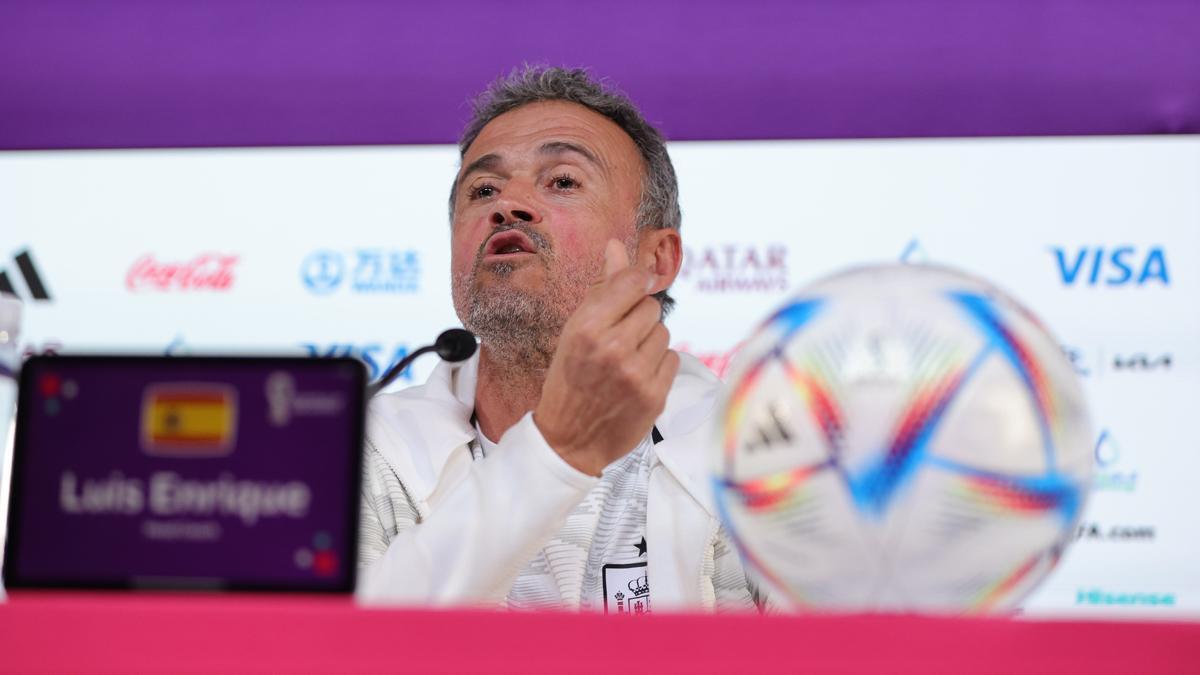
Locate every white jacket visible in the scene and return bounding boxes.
[356,351,731,610]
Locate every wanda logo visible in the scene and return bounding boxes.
[126,253,239,292]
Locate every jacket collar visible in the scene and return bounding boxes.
[365,355,477,499]
[648,352,722,517]
[367,349,723,514]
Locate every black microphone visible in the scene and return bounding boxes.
[432,328,478,362]
[368,328,477,397]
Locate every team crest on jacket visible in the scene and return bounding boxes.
[602,562,650,615]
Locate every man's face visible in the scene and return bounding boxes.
[450,100,645,351]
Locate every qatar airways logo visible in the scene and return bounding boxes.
[679,244,788,293]
[126,253,239,292]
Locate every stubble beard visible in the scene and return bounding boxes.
[452,224,599,375]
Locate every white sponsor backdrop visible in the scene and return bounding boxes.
[1,136,1197,616]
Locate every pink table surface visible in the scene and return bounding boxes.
[0,592,1196,674]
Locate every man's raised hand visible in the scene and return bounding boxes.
[533,239,680,476]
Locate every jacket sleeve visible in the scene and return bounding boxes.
[356,411,596,606]
[356,443,418,572]
[710,523,763,613]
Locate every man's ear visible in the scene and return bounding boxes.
[638,227,682,296]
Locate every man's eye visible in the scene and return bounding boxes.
[470,184,497,200]
[550,175,579,190]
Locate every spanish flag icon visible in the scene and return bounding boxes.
[140,383,238,456]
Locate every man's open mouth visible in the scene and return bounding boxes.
[484,230,538,257]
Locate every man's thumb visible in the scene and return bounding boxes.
[602,238,630,281]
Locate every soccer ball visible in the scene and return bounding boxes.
[712,264,1093,613]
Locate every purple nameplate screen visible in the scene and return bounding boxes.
[4,356,365,592]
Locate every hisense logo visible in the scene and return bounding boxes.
[0,248,52,301]
[1076,588,1175,607]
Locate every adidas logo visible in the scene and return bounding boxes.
[0,249,52,301]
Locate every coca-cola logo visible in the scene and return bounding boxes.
[126,253,238,292]
[675,342,743,379]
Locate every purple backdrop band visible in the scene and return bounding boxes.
[1,0,1198,150]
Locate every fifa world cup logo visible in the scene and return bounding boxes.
[265,372,296,427]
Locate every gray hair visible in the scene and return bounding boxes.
[451,65,680,315]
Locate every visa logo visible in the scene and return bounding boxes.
[1051,246,1169,286]
[302,343,412,383]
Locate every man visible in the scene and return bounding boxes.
[357,66,758,612]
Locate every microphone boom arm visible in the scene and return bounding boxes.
[367,328,477,397]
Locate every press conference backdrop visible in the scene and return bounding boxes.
[1,136,1197,616]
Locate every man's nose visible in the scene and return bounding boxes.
[491,190,541,225]
[491,209,535,225]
